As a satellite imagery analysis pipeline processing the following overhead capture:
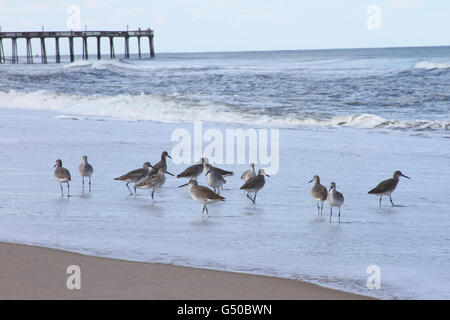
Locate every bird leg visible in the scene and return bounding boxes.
[320,202,324,215]
[338,207,341,223]
[82,176,85,192]
[89,176,91,192]
[246,193,255,204]
[316,202,320,214]
[253,192,257,203]
[151,190,155,201]
[390,195,395,207]
[126,182,132,195]
[67,182,70,197]
[329,207,332,223]
[379,195,382,207]
[60,183,64,196]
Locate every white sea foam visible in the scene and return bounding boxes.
[413,61,450,70]
[0,90,447,132]
[63,59,134,70]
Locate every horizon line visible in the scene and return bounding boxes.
[157,44,450,55]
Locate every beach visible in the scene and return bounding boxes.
[0,241,369,299]
[0,49,449,299]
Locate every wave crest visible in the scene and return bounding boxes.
[413,61,450,70]
[0,90,447,132]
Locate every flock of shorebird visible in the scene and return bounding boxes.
[54,151,411,222]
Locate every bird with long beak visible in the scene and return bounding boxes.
[327,182,344,223]
[78,155,93,192]
[54,159,71,197]
[135,167,174,201]
[149,151,172,176]
[201,158,234,176]
[368,170,411,207]
[204,163,226,194]
[177,157,205,180]
[309,175,327,215]
[114,162,152,195]
[240,168,270,204]
[179,179,225,217]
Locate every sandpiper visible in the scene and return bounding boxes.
[309,175,327,215]
[368,170,411,207]
[54,159,71,197]
[204,163,226,194]
[135,167,174,201]
[240,168,269,204]
[201,158,234,176]
[327,182,344,223]
[114,162,152,195]
[78,155,93,192]
[177,158,205,180]
[241,162,256,181]
[149,151,172,176]
[179,179,225,217]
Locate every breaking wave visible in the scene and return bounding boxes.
[413,61,450,70]
[0,90,448,132]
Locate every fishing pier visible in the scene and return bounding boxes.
[0,28,155,64]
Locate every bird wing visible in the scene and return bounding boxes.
[213,166,234,176]
[368,178,396,194]
[177,164,202,178]
[198,185,225,201]
[240,175,260,190]
[136,174,157,188]
[55,167,71,181]
[312,184,327,200]
[115,168,143,180]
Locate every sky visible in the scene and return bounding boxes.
[0,0,449,54]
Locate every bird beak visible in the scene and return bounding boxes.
[163,169,174,176]
[53,164,56,168]
[178,183,189,188]
[205,170,211,176]
[266,174,270,177]
[401,173,411,179]
[167,154,172,160]
[308,179,313,183]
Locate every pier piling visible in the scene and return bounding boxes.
[26,38,33,63]
[82,36,88,60]
[0,39,4,63]
[109,36,115,59]
[96,36,101,60]
[11,37,18,63]
[40,37,47,64]
[55,37,60,63]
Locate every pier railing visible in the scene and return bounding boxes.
[0,29,155,64]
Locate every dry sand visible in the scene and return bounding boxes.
[0,242,371,299]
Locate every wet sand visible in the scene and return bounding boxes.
[0,242,372,300]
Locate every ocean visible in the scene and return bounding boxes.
[0,47,449,299]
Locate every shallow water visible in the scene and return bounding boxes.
[0,107,449,299]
